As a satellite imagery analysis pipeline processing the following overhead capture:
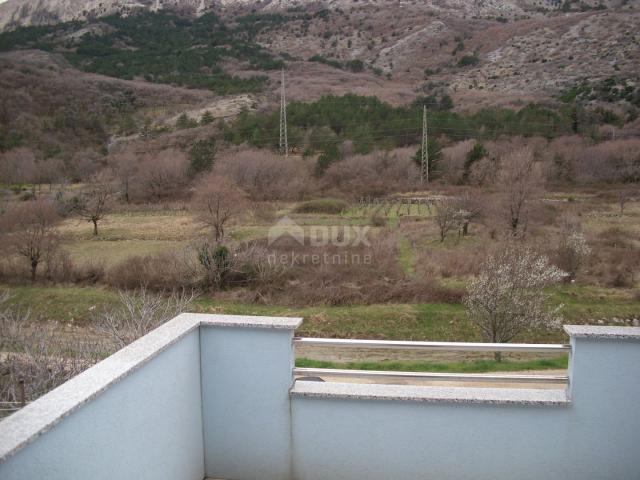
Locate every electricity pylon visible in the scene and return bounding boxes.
[421,105,429,184]
[279,69,288,158]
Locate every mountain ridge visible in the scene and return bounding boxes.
[0,0,625,32]
[0,0,637,113]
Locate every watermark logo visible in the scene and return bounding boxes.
[268,216,371,247]
[268,216,305,246]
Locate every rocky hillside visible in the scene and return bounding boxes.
[0,0,637,110]
[0,0,628,31]
[0,0,215,31]
[1,0,638,175]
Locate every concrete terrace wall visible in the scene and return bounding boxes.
[291,393,571,480]
[290,326,640,480]
[0,318,205,480]
[0,315,639,480]
[0,313,303,480]
[200,324,296,480]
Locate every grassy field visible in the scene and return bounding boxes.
[2,193,639,353]
[3,283,639,343]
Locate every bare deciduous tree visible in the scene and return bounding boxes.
[464,245,566,360]
[214,149,310,201]
[1,200,61,281]
[0,147,37,186]
[454,191,483,236]
[137,149,188,201]
[0,291,102,416]
[434,197,460,242]
[95,288,195,349]
[618,189,633,215]
[109,150,137,203]
[195,175,248,244]
[498,148,542,237]
[68,149,104,183]
[321,148,418,198]
[72,174,114,236]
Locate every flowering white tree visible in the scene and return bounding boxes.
[464,245,566,360]
[557,230,591,280]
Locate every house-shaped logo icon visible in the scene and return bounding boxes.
[268,216,305,246]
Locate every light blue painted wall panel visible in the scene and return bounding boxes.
[200,326,294,480]
[291,399,571,480]
[290,337,640,480]
[2,320,638,480]
[0,330,205,480]
[566,339,640,479]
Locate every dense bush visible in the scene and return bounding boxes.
[213,149,311,201]
[230,232,464,306]
[544,137,640,184]
[457,54,480,67]
[321,148,418,198]
[106,250,196,290]
[293,198,348,214]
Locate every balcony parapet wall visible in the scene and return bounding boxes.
[0,319,638,480]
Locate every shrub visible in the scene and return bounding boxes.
[106,250,196,290]
[556,229,591,280]
[345,59,364,72]
[95,288,195,349]
[370,213,386,227]
[457,54,480,67]
[132,149,189,202]
[213,149,311,201]
[321,148,419,198]
[586,228,640,288]
[227,232,464,306]
[176,113,198,130]
[293,198,348,214]
[197,242,232,288]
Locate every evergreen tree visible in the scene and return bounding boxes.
[189,136,217,175]
[463,143,488,182]
[413,138,442,178]
[176,113,198,130]
[315,143,341,176]
[200,111,214,125]
[439,95,454,111]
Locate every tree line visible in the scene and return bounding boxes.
[223,93,626,175]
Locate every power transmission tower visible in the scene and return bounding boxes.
[421,105,429,184]
[279,69,288,158]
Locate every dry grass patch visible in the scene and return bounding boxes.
[58,212,201,241]
[64,239,190,267]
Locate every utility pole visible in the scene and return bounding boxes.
[421,105,429,184]
[279,69,288,158]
